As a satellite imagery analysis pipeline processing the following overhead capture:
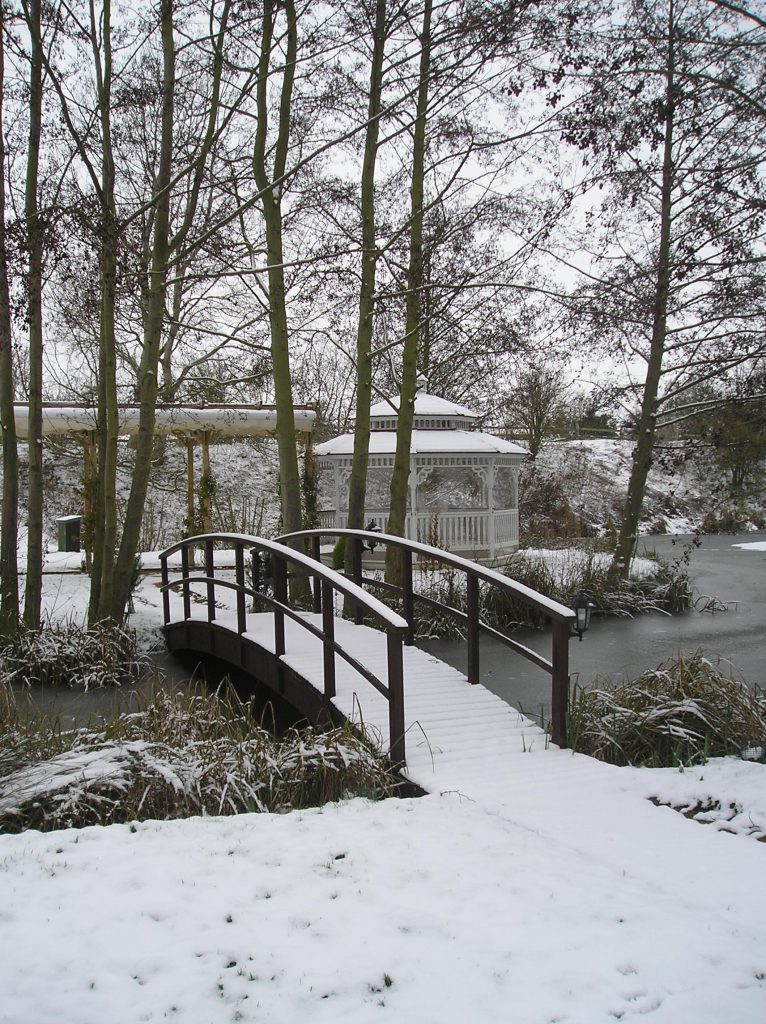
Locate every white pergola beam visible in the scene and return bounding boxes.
[12,404,316,439]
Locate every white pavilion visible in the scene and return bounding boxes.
[315,380,528,562]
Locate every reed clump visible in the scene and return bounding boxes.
[405,547,691,639]
[0,619,143,690]
[568,651,766,767]
[0,685,399,834]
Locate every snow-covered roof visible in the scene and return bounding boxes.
[316,428,526,457]
[13,404,316,439]
[369,391,478,420]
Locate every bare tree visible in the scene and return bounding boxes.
[560,0,766,573]
[0,3,19,637]
[502,359,568,460]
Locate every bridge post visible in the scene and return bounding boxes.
[310,535,322,613]
[235,544,246,634]
[550,619,570,748]
[322,579,336,699]
[387,631,405,766]
[181,545,191,621]
[160,555,170,625]
[351,536,364,625]
[400,548,414,645]
[273,554,287,657]
[466,573,480,684]
[205,539,216,622]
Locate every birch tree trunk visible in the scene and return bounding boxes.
[107,0,232,620]
[252,0,304,544]
[90,0,120,623]
[110,0,176,620]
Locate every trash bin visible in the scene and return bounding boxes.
[56,515,82,553]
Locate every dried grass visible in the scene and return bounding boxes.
[0,619,143,690]
[407,548,691,638]
[0,685,398,834]
[568,651,766,767]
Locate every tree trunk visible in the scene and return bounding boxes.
[110,0,175,621]
[22,0,44,630]
[346,0,387,542]
[0,7,19,637]
[87,0,121,624]
[253,0,305,544]
[385,0,432,583]
[612,2,676,577]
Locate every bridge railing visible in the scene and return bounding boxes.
[279,528,576,748]
[158,533,409,764]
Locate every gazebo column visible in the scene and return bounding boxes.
[185,436,196,567]
[408,456,418,540]
[488,458,496,561]
[332,462,341,525]
[511,467,520,547]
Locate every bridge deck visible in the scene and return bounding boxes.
[180,604,551,794]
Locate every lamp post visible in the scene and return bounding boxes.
[365,519,382,553]
[572,592,593,641]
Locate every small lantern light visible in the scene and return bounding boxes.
[572,592,593,641]
[365,520,382,553]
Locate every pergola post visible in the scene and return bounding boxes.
[81,431,97,571]
[200,429,212,534]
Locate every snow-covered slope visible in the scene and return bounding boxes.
[526,438,765,536]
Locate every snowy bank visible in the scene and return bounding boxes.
[0,756,764,1024]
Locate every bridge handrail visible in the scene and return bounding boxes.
[279,527,575,748]
[159,532,408,631]
[279,528,575,623]
[158,532,408,763]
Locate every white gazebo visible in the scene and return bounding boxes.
[316,383,527,562]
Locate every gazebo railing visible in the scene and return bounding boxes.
[317,509,519,554]
[279,528,576,747]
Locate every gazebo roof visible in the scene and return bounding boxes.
[369,392,478,420]
[315,428,526,457]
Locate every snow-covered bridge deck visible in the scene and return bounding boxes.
[188,609,550,793]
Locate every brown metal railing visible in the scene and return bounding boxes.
[279,528,577,748]
[158,533,409,764]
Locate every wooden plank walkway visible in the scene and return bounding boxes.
[186,607,553,795]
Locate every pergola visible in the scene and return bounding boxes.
[315,385,527,562]
[12,402,316,562]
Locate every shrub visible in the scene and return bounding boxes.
[0,685,399,833]
[568,651,766,767]
[391,546,691,640]
[332,536,346,570]
[0,620,143,690]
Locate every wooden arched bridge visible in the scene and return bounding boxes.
[159,529,576,774]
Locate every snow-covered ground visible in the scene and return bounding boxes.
[1,569,765,1022]
[0,757,763,1024]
